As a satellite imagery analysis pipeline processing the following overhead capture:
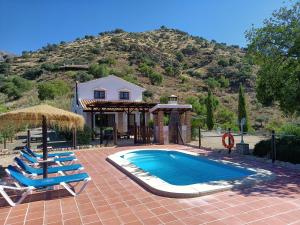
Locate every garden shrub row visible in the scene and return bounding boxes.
[253,137,300,164]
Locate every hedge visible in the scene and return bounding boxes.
[253,137,300,164]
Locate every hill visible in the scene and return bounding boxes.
[0,27,282,129]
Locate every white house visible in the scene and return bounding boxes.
[72,75,193,144]
[72,75,153,135]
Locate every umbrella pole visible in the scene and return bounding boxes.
[42,116,48,178]
[27,129,31,149]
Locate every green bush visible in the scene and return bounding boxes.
[165,66,181,77]
[22,69,43,80]
[160,95,169,103]
[41,63,58,71]
[143,90,153,98]
[0,76,31,100]
[187,69,204,78]
[149,72,163,85]
[215,106,237,130]
[176,52,184,62]
[139,63,153,76]
[73,71,94,82]
[205,78,220,90]
[279,123,300,137]
[77,125,92,145]
[185,96,206,115]
[88,63,109,78]
[218,59,229,67]
[163,115,169,126]
[38,80,70,100]
[98,57,116,65]
[253,137,300,164]
[219,76,230,88]
[91,47,101,54]
[0,62,10,74]
[123,74,139,85]
[0,104,8,113]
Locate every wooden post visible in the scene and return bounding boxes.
[3,138,6,149]
[72,128,77,149]
[271,130,276,163]
[42,116,48,178]
[27,129,31,149]
[142,110,146,144]
[99,110,103,145]
[228,128,231,153]
[134,122,137,144]
[91,108,95,140]
[113,123,117,145]
[198,126,201,149]
[127,108,130,135]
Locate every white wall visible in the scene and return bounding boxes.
[77,75,145,102]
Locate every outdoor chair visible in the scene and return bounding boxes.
[14,157,84,177]
[0,165,91,207]
[20,150,77,166]
[24,146,74,158]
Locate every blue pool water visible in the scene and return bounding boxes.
[122,150,255,185]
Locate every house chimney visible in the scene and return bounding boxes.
[168,95,178,104]
[75,81,79,106]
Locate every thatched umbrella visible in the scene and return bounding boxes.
[0,104,85,178]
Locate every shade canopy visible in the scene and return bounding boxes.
[0,104,85,130]
[0,104,85,179]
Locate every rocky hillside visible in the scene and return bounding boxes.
[0,51,16,62]
[0,27,281,128]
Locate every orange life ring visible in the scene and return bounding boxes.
[222,133,235,149]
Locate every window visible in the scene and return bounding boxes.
[94,90,105,99]
[119,91,129,100]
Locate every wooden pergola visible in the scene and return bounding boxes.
[80,100,156,143]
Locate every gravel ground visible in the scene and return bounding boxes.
[189,131,267,150]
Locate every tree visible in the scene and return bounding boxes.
[246,2,300,114]
[206,90,214,130]
[88,63,109,78]
[38,80,70,100]
[238,84,249,132]
[22,69,43,80]
[0,62,10,75]
[149,72,163,85]
[0,76,31,100]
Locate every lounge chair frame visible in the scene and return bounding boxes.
[0,168,91,207]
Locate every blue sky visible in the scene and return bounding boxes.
[0,0,288,54]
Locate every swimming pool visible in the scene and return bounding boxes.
[122,150,255,185]
[108,149,274,197]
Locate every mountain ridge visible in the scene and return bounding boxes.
[0,27,281,127]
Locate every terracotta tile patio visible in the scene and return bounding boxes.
[1,145,300,225]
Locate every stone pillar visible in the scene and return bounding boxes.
[157,110,164,144]
[180,113,185,125]
[117,112,124,133]
[184,110,192,143]
[153,113,158,126]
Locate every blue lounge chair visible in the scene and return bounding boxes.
[24,146,74,158]
[0,165,91,207]
[14,157,84,177]
[20,150,77,166]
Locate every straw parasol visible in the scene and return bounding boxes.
[0,104,85,178]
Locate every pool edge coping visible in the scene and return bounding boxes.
[107,149,276,198]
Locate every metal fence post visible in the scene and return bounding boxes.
[271,130,276,163]
[228,128,232,154]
